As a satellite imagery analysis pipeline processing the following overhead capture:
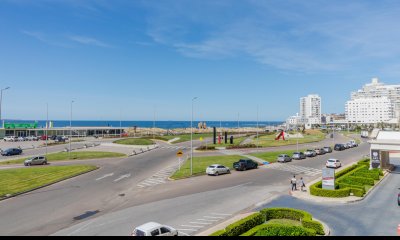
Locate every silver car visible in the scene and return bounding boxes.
[277,154,292,163]
[206,164,230,176]
[24,156,48,166]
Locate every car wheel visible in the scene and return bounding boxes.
[227,170,231,174]
[215,172,219,176]
[43,161,47,165]
[243,167,246,171]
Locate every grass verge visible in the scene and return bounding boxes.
[0,151,126,165]
[0,165,98,198]
[249,149,306,163]
[171,155,243,180]
[251,130,325,147]
[113,138,154,145]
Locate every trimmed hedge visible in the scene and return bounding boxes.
[254,224,316,236]
[226,144,257,149]
[340,176,374,186]
[224,212,265,236]
[261,208,324,235]
[310,181,351,198]
[196,145,216,151]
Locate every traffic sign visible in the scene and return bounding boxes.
[177,150,183,157]
[199,137,203,141]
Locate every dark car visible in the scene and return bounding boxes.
[292,152,306,160]
[398,192,400,206]
[334,144,346,151]
[50,135,57,140]
[1,148,23,156]
[233,159,258,171]
[55,136,66,143]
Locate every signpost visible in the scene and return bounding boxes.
[371,149,380,169]
[177,150,183,170]
[322,168,335,190]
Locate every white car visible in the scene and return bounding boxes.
[26,136,39,141]
[206,164,230,176]
[132,222,178,236]
[3,136,16,142]
[17,136,26,142]
[326,159,341,168]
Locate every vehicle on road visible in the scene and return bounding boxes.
[326,159,341,168]
[1,148,23,156]
[323,146,332,153]
[26,136,39,141]
[398,192,400,206]
[55,136,66,143]
[3,136,17,142]
[292,152,306,160]
[233,159,258,171]
[349,140,358,147]
[314,148,325,155]
[344,143,351,149]
[334,144,346,151]
[277,154,292,163]
[132,222,178,236]
[305,149,317,157]
[206,164,230,176]
[24,156,47,166]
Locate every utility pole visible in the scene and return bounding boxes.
[0,87,10,128]
[256,106,259,148]
[190,97,198,176]
[46,103,48,157]
[69,100,74,159]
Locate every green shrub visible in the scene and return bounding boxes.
[209,230,227,236]
[335,164,359,178]
[310,181,350,198]
[226,144,257,149]
[261,208,324,235]
[224,212,265,236]
[351,187,366,197]
[351,171,380,180]
[341,176,374,186]
[253,224,316,236]
[196,145,216,151]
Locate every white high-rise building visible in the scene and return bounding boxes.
[300,94,321,127]
[351,77,400,119]
[345,97,394,124]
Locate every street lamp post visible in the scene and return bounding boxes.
[46,103,48,157]
[0,87,10,127]
[153,106,156,140]
[190,97,198,176]
[69,100,74,159]
[256,106,259,149]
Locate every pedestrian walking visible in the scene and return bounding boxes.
[300,177,306,192]
[290,175,297,191]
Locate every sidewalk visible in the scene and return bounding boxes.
[290,166,390,204]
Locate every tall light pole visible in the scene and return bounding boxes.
[0,87,10,128]
[191,97,198,176]
[119,109,122,138]
[237,112,240,135]
[256,106,259,149]
[153,106,156,140]
[69,100,74,159]
[46,103,48,157]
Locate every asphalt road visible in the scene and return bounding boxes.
[0,133,370,236]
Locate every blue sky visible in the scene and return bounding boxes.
[1,0,400,121]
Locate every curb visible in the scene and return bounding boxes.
[0,166,99,202]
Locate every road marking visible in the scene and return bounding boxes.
[113,173,131,182]
[211,213,233,216]
[181,225,203,228]
[197,219,218,222]
[95,173,114,181]
[176,229,197,232]
[189,222,210,225]
[203,216,224,219]
[178,231,190,236]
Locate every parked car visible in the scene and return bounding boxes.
[233,159,258,171]
[292,152,306,160]
[277,154,292,163]
[24,156,47,166]
[323,146,332,153]
[349,140,358,147]
[314,148,325,155]
[1,148,23,156]
[50,135,57,140]
[305,149,317,157]
[17,136,26,142]
[334,144,346,151]
[398,192,400,206]
[344,143,351,149]
[132,222,178,236]
[55,136,66,143]
[3,136,17,142]
[25,136,39,141]
[39,135,48,140]
[206,164,230,176]
[326,159,342,168]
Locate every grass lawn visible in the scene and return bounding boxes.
[171,155,243,180]
[113,138,155,145]
[160,133,215,143]
[266,219,302,226]
[250,149,306,163]
[251,130,326,147]
[0,151,126,165]
[0,165,97,198]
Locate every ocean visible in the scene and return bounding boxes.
[3,120,284,129]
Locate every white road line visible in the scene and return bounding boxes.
[189,222,210,225]
[197,219,218,222]
[143,179,165,184]
[178,231,190,236]
[113,173,131,182]
[203,216,224,219]
[211,213,232,216]
[95,173,114,181]
[176,229,197,232]
[181,225,203,228]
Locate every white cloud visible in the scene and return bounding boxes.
[68,35,112,48]
[21,30,71,47]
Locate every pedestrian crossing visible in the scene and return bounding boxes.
[263,163,322,176]
[137,164,179,188]
[175,212,233,236]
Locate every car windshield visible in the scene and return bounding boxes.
[293,152,299,154]
[134,229,146,236]
[328,160,335,162]
[208,166,216,168]
[279,155,285,157]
